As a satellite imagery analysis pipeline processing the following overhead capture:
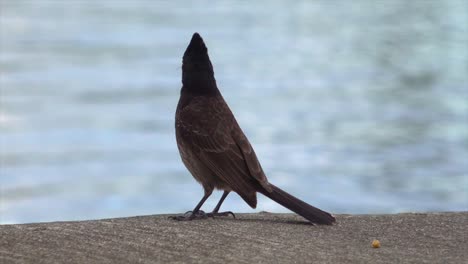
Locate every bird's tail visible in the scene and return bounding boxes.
[259,184,335,225]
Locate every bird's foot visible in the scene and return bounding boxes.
[206,211,236,219]
[169,210,208,221]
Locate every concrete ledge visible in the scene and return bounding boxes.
[1,212,467,263]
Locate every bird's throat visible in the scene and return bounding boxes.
[181,73,220,96]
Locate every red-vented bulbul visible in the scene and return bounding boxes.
[173,33,335,224]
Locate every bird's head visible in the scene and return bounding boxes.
[181,33,219,95]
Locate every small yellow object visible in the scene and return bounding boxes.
[372,239,381,248]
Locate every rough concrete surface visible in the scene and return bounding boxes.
[1,212,467,263]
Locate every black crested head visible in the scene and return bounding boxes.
[181,33,219,96]
[184,33,208,58]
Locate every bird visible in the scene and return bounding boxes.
[172,32,335,225]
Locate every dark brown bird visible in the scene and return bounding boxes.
[173,33,335,224]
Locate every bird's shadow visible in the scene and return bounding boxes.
[216,215,314,226]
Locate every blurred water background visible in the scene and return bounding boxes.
[1,0,467,224]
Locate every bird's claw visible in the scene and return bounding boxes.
[168,210,208,221]
[206,211,236,219]
[169,210,235,221]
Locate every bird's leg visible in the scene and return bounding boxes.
[170,190,212,221]
[212,191,229,213]
[206,191,235,218]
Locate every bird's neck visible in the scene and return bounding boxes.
[181,73,220,96]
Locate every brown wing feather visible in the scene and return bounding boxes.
[232,126,272,192]
[200,149,258,207]
[177,96,271,207]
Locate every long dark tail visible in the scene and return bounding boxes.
[259,184,336,225]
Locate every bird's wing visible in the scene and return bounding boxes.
[177,97,271,207]
[231,124,272,192]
